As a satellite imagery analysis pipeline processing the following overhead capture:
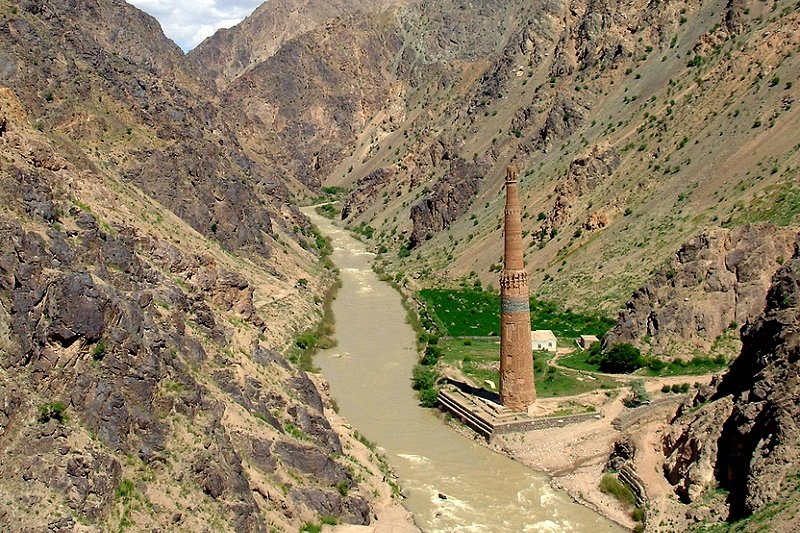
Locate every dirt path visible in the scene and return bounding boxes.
[550,346,715,390]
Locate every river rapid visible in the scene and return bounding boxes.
[303,207,622,533]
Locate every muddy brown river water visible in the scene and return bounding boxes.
[304,208,623,532]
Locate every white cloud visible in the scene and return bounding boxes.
[128,0,264,51]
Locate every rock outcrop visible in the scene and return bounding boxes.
[0,2,405,531]
[605,224,799,358]
[662,249,800,520]
[540,144,620,239]
[341,167,396,220]
[409,157,487,248]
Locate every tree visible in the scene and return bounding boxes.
[599,343,644,373]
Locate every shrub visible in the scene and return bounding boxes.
[38,402,67,423]
[115,479,135,501]
[599,343,644,373]
[418,387,439,407]
[599,474,636,507]
[671,383,681,393]
[624,380,650,407]
[661,384,671,393]
[586,341,603,364]
[679,382,691,393]
[92,339,107,361]
[421,344,442,365]
[412,365,437,390]
[295,332,318,350]
[647,357,666,372]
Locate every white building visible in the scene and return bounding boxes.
[531,330,557,352]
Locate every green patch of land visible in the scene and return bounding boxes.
[732,177,800,227]
[418,289,614,338]
[559,349,727,376]
[439,338,622,397]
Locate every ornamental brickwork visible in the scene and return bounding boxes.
[499,164,537,411]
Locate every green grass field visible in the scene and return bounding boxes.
[439,338,622,397]
[417,289,614,338]
[559,349,727,376]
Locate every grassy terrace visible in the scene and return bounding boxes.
[440,338,623,398]
[416,289,620,398]
[417,289,614,338]
[559,347,728,376]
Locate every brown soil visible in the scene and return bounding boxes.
[488,371,715,530]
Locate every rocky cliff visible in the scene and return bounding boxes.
[0,1,406,531]
[659,248,800,529]
[408,157,488,248]
[604,224,799,359]
[203,0,800,315]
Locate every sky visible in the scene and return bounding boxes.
[128,0,264,51]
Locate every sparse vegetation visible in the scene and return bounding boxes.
[623,380,650,407]
[92,339,107,361]
[38,402,68,423]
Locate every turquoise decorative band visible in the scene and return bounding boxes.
[501,296,530,314]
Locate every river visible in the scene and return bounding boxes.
[303,207,622,532]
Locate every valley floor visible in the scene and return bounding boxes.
[465,373,715,531]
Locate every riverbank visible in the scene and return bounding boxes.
[377,259,642,529]
[444,374,716,531]
[304,206,621,532]
[308,374,419,533]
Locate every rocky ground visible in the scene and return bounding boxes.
[3,0,800,530]
[489,371,713,531]
[605,224,799,360]
[0,1,413,531]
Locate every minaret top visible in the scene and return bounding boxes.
[506,164,519,184]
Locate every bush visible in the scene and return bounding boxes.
[586,341,603,364]
[599,474,636,507]
[92,339,107,361]
[421,344,442,365]
[661,384,671,393]
[418,387,439,407]
[412,365,437,390]
[38,402,67,423]
[624,380,650,407]
[295,332,318,350]
[679,382,691,393]
[599,343,644,373]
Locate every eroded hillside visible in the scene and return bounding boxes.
[198,0,800,314]
[0,1,409,531]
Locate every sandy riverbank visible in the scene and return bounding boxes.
[450,373,716,531]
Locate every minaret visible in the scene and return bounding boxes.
[499,164,536,411]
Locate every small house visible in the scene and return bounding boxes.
[578,334,600,349]
[531,330,557,352]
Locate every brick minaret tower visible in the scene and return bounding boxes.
[499,164,536,411]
